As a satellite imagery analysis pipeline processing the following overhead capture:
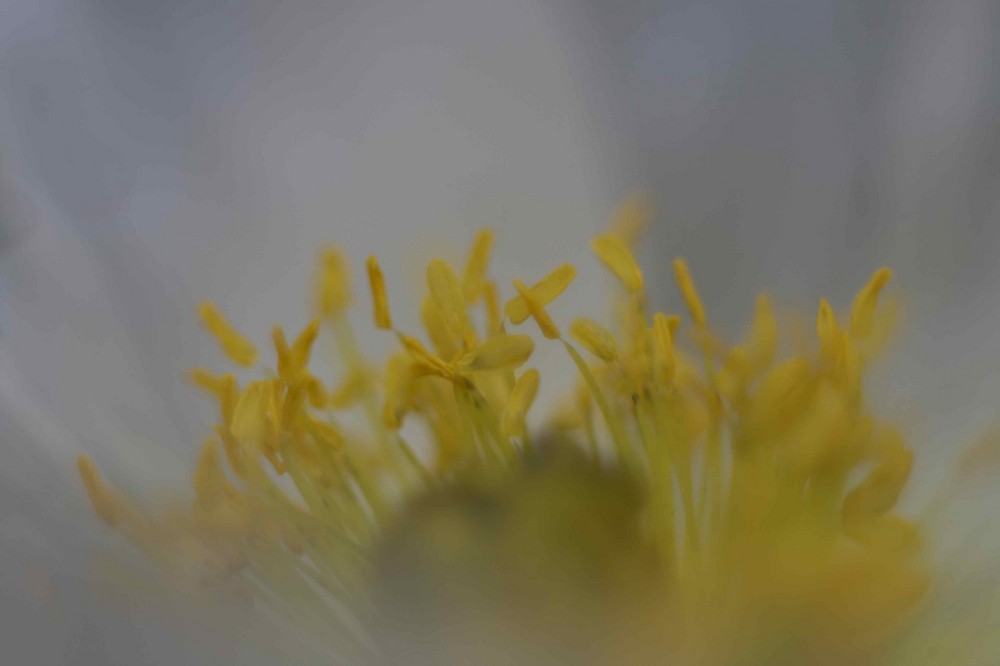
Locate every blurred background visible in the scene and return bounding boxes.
[1,0,999,663]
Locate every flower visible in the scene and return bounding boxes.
[73,200,1000,665]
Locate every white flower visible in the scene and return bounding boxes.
[1,0,998,663]
[0,1,624,662]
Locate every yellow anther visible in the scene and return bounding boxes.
[651,312,677,381]
[329,366,369,408]
[273,321,319,381]
[784,383,850,475]
[291,320,321,373]
[501,368,540,439]
[838,329,861,392]
[230,380,276,443]
[218,374,238,428]
[366,255,393,330]
[843,429,913,524]
[513,279,561,340]
[214,425,246,478]
[750,357,814,431]
[189,367,229,397]
[193,438,226,512]
[569,317,617,362]
[190,368,238,425]
[591,234,644,292]
[426,259,468,344]
[816,298,839,361]
[421,295,461,361]
[315,246,351,318]
[457,334,535,372]
[279,382,307,430]
[850,267,892,339]
[76,455,121,527]
[483,281,503,337]
[681,392,711,439]
[198,302,258,367]
[504,264,576,324]
[272,325,292,379]
[748,294,776,368]
[462,228,495,302]
[663,314,681,336]
[718,346,749,398]
[304,376,328,408]
[608,192,652,247]
[398,334,454,379]
[383,354,415,429]
[307,417,344,451]
[547,398,585,431]
[671,258,706,328]
[849,514,922,555]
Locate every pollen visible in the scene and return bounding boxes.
[78,199,975,665]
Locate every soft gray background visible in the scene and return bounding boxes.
[1,0,999,663]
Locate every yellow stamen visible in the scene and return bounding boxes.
[591,234,644,292]
[198,302,258,366]
[457,334,534,373]
[382,354,415,429]
[304,376,328,409]
[193,438,227,512]
[307,417,345,453]
[608,192,652,247]
[816,298,840,362]
[747,294,776,368]
[80,209,943,665]
[651,312,677,382]
[843,427,913,525]
[273,322,321,386]
[190,368,239,425]
[366,255,393,330]
[501,368,540,439]
[231,380,276,444]
[483,281,503,338]
[190,367,230,397]
[426,259,469,347]
[325,366,365,409]
[569,317,618,362]
[398,334,454,379]
[462,228,495,302]
[77,455,123,527]
[503,264,576,324]
[421,295,461,361]
[671,258,706,328]
[291,320,321,373]
[850,267,892,339]
[512,279,561,340]
[272,326,292,379]
[315,246,351,318]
